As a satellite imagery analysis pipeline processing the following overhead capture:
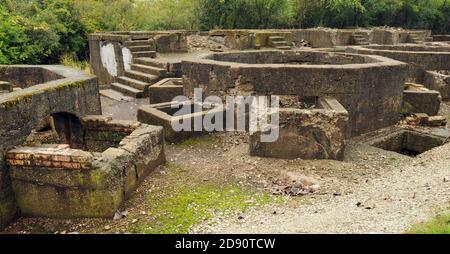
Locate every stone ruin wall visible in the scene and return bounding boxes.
[182,50,408,136]
[0,65,101,229]
[209,28,431,49]
[7,116,165,218]
[348,45,450,98]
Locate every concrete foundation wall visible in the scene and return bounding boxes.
[182,51,407,136]
[7,118,165,218]
[0,65,101,229]
[348,45,450,94]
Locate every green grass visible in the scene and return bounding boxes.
[409,213,450,234]
[60,54,91,74]
[128,180,279,234]
[174,134,221,149]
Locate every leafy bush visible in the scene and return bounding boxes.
[1,0,449,65]
[0,0,87,64]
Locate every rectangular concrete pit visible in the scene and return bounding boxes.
[138,101,225,143]
[249,97,349,160]
[149,78,184,104]
[6,116,165,218]
[364,128,448,157]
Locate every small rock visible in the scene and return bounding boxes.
[132,219,139,224]
[104,225,111,230]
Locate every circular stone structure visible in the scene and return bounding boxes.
[182,50,407,136]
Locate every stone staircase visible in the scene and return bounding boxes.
[408,33,423,44]
[352,32,369,45]
[269,36,292,50]
[106,39,165,99]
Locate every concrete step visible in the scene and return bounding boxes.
[129,46,154,53]
[132,51,156,58]
[131,64,166,77]
[100,89,134,102]
[269,36,286,42]
[117,76,148,90]
[111,83,144,98]
[134,57,167,69]
[276,46,292,50]
[272,41,289,46]
[124,70,159,83]
[125,40,153,47]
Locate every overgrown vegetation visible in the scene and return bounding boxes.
[1,0,449,65]
[409,212,450,234]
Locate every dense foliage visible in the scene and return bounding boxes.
[0,0,449,64]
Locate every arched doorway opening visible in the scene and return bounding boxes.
[51,112,84,149]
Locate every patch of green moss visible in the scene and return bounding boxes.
[174,135,220,149]
[128,182,279,234]
[0,196,18,229]
[400,101,414,115]
[1,80,87,110]
[408,212,450,234]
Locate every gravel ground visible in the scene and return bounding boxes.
[4,100,449,234]
[193,140,450,234]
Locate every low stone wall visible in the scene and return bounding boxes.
[249,97,349,160]
[0,65,100,229]
[182,50,407,136]
[209,28,430,49]
[348,45,450,97]
[6,116,165,218]
[0,65,64,89]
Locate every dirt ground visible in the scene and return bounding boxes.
[3,99,450,234]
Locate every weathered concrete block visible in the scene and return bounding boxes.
[250,97,349,160]
[149,78,184,104]
[138,101,225,143]
[403,84,442,116]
